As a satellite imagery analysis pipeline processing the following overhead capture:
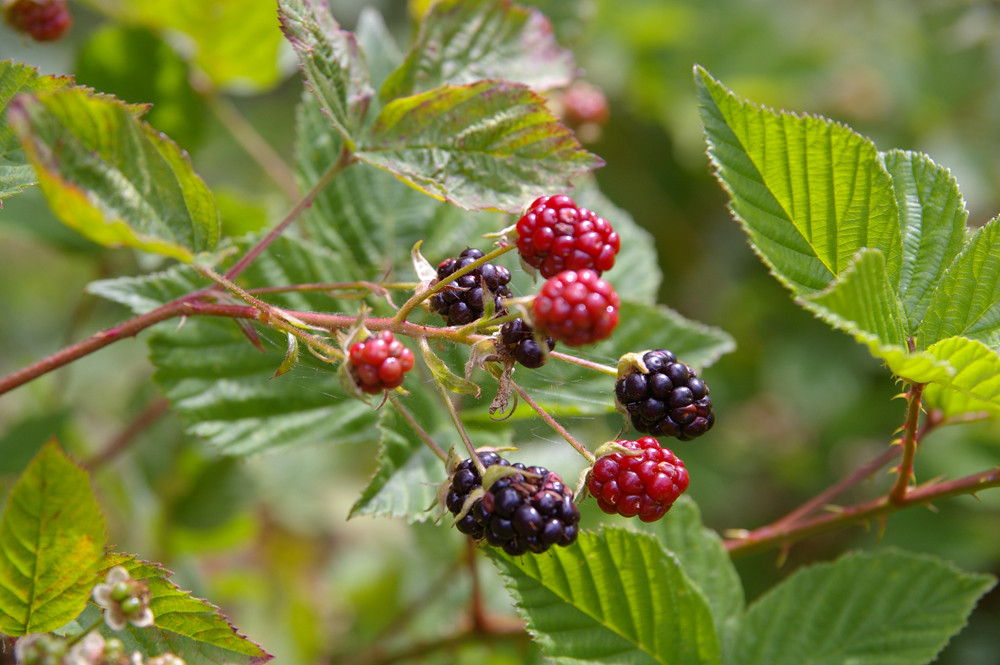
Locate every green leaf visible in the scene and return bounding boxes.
[357,80,604,212]
[803,248,909,348]
[882,150,969,334]
[922,336,1000,418]
[97,552,271,665]
[649,497,744,662]
[92,0,287,92]
[86,264,206,314]
[279,0,373,147]
[733,549,995,665]
[919,217,1000,349]
[0,60,72,200]
[490,527,721,665]
[8,88,220,262]
[695,66,901,296]
[381,0,575,101]
[0,411,70,476]
[350,388,445,522]
[0,442,106,635]
[294,92,489,276]
[145,237,379,455]
[168,457,253,530]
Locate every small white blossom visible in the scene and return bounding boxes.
[92,566,154,631]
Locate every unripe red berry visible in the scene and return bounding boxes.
[515,195,620,278]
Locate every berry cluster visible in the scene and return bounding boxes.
[586,437,689,522]
[498,318,555,369]
[616,349,714,440]
[429,248,512,326]
[3,0,71,41]
[532,269,619,347]
[515,195,620,278]
[348,331,415,394]
[446,452,580,555]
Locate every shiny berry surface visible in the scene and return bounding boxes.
[586,437,689,522]
[532,269,619,347]
[347,330,415,394]
[515,195,620,278]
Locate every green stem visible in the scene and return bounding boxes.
[394,244,517,324]
[387,393,447,462]
[434,373,482,474]
[549,350,617,377]
[509,379,595,463]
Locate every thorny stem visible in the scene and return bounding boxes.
[509,379,596,464]
[890,382,926,504]
[223,146,356,282]
[83,397,172,470]
[387,393,447,462]
[393,244,517,324]
[204,92,300,201]
[725,467,1000,558]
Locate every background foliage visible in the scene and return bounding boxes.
[2,1,1000,663]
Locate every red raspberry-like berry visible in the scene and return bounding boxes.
[586,437,689,522]
[532,269,619,347]
[347,330,415,394]
[3,0,71,41]
[515,195,620,278]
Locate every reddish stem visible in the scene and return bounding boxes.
[890,382,925,504]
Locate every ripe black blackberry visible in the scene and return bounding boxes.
[445,452,580,555]
[615,349,714,440]
[429,248,512,326]
[498,318,555,369]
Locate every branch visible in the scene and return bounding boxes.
[0,300,261,397]
[890,382,925,503]
[725,467,1000,557]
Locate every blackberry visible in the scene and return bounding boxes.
[615,350,714,440]
[498,318,556,369]
[586,437,689,522]
[347,330,416,393]
[532,269,619,347]
[445,452,580,554]
[515,195,620,278]
[428,248,512,326]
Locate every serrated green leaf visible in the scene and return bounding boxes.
[919,217,1000,350]
[922,336,1000,418]
[91,0,286,92]
[490,527,721,665]
[649,497,744,662]
[295,91,483,277]
[882,150,969,334]
[803,248,909,348]
[733,549,995,665]
[695,66,901,296]
[0,442,105,635]
[8,88,220,262]
[97,552,271,665]
[279,0,373,147]
[858,340,953,385]
[0,60,73,199]
[381,0,575,101]
[357,80,603,212]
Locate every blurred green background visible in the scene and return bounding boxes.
[2,0,999,663]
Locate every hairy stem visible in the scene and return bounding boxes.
[434,375,481,474]
[387,393,447,462]
[890,382,926,504]
[725,467,1000,557]
[549,350,617,377]
[509,379,595,463]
